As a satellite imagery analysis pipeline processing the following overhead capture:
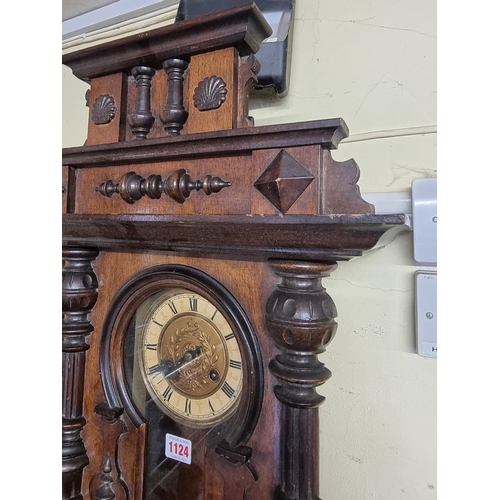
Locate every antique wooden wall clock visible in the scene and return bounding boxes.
[62,4,406,499]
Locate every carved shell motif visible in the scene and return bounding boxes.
[193,76,227,111]
[91,94,116,125]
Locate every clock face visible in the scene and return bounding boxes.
[139,289,244,426]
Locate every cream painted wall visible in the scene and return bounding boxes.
[62,0,437,498]
[268,2,437,498]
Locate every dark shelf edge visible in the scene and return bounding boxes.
[62,119,348,167]
[62,213,409,261]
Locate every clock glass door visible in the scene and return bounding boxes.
[104,265,263,499]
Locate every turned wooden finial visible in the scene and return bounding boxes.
[94,455,116,500]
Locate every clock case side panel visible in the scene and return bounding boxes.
[75,251,146,500]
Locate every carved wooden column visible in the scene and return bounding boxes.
[160,58,189,135]
[266,260,338,500]
[62,247,99,500]
[128,66,156,139]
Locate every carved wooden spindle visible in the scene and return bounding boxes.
[128,66,156,139]
[62,247,99,500]
[160,58,189,135]
[265,260,338,500]
[96,168,231,204]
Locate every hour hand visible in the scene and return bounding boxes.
[160,346,202,380]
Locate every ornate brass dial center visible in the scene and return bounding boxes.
[158,315,228,398]
[139,290,244,426]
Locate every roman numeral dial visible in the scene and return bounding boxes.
[139,288,244,426]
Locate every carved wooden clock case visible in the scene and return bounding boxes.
[62,4,406,500]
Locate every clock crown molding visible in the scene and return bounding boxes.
[63,2,272,82]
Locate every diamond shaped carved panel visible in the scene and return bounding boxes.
[254,150,314,214]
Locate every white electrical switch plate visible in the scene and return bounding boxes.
[412,178,437,265]
[415,271,437,358]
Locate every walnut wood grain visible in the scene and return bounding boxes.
[79,252,147,500]
[87,74,127,145]
[75,156,251,215]
[184,48,236,134]
[62,3,272,82]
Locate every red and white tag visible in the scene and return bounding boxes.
[165,433,192,465]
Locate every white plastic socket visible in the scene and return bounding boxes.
[412,178,437,265]
[415,271,437,358]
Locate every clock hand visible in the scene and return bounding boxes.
[160,346,202,381]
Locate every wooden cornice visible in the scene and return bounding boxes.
[62,2,272,82]
[62,213,408,261]
[62,119,349,167]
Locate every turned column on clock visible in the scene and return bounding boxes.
[62,247,99,500]
[266,260,338,500]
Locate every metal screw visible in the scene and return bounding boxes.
[432,216,437,223]
[426,312,434,319]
